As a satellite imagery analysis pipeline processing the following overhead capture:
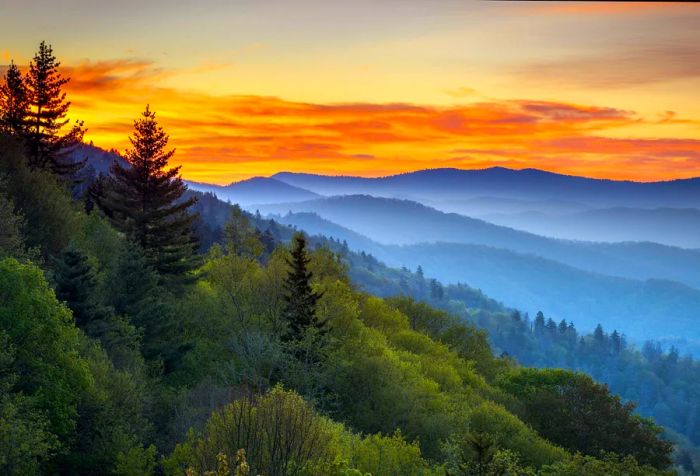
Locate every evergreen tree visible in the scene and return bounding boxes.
[593,324,606,342]
[105,242,184,367]
[610,330,622,355]
[25,42,85,177]
[282,233,325,341]
[0,61,29,136]
[53,245,108,330]
[558,319,568,335]
[534,311,545,335]
[99,106,198,281]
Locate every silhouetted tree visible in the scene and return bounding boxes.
[25,42,85,177]
[282,233,325,341]
[0,62,29,136]
[99,106,198,281]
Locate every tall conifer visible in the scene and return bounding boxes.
[0,62,29,136]
[282,233,325,341]
[25,41,85,176]
[99,106,198,280]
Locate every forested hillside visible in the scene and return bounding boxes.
[0,43,689,475]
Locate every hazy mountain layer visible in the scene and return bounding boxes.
[259,195,700,290]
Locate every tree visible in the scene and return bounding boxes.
[105,242,184,368]
[0,136,79,259]
[0,62,29,136]
[0,258,91,448]
[533,311,545,335]
[497,368,673,469]
[25,42,85,177]
[0,183,29,260]
[99,106,198,281]
[224,205,263,259]
[0,331,58,475]
[282,233,325,341]
[165,387,341,476]
[53,245,110,331]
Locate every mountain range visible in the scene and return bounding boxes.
[271,167,700,208]
[273,210,700,344]
[258,195,700,290]
[78,148,700,350]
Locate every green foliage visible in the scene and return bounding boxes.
[164,386,433,476]
[0,180,31,260]
[165,386,342,476]
[466,402,568,468]
[0,332,59,475]
[224,204,264,259]
[114,445,157,476]
[0,258,91,444]
[53,244,110,329]
[540,453,674,476]
[443,432,535,476]
[0,136,81,258]
[497,368,673,469]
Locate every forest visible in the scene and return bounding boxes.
[0,42,691,475]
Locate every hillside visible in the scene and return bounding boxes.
[483,207,700,249]
[3,134,679,475]
[271,211,700,345]
[258,195,700,290]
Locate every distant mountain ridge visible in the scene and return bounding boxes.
[186,176,320,207]
[482,207,700,249]
[272,167,700,208]
[274,211,700,344]
[258,194,700,290]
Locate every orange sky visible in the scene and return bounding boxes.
[3,1,700,184]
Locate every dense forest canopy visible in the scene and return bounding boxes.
[0,42,696,476]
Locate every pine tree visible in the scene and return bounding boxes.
[610,330,622,355]
[0,61,29,136]
[25,42,85,176]
[53,245,108,329]
[282,233,325,341]
[105,242,184,366]
[99,106,199,280]
[534,311,545,335]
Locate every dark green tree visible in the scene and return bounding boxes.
[0,62,29,136]
[282,233,325,341]
[105,242,187,369]
[0,183,29,260]
[53,245,110,331]
[25,42,85,177]
[99,106,198,281]
[498,368,673,469]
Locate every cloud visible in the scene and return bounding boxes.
[46,59,700,183]
[514,45,700,88]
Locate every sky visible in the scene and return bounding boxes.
[1,0,700,184]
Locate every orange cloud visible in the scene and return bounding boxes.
[49,59,700,184]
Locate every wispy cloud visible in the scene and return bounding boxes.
[514,45,700,88]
